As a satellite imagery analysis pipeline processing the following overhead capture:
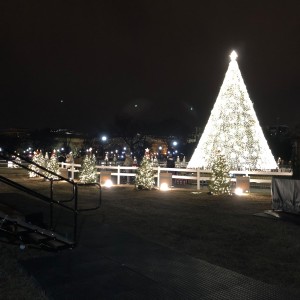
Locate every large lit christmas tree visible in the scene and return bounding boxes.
[135,149,155,190]
[188,51,277,170]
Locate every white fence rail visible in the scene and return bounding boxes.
[60,163,293,190]
[0,159,293,190]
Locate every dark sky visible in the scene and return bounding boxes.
[1,0,299,134]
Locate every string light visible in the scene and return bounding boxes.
[188,50,277,170]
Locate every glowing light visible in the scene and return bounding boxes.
[230,50,238,61]
[160,183,169,191]
[235,188,243,195]
[104,179,113,188]
[188,51,277,171]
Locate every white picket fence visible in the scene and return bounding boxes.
[0,159,293,190]
[60,162,293,190]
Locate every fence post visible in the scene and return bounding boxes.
[70,163,75,180]
[157,166,160,188]
[197,168,200,190]
[117,165,120,185]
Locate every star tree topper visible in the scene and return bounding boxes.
[230,50,238,61]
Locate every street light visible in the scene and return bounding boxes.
[172,141,178,156]
[158,146,163,160]
[99,135,108,161]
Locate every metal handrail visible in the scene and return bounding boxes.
[4,152,74,183]
[0,151,102,247]
[76,182,102,212]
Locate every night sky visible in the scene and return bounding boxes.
[1,1,299,134]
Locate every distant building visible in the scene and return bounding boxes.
[0,128,30,138]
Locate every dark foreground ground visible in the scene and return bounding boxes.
[0,176,300,298]
[99,187,300,292]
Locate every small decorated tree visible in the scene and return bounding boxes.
[135,149,155,190]
[36,150,45,169]
[28,150,44,178]
[13,156,21,168]
[153,155,158,167]
[44,150,60,180]
[79,153,97,183]
[175,156,181,168]
[208,151,231,195]
[43,152,50,178]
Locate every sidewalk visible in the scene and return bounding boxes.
[0,173,297,299]
[20,220,299,300]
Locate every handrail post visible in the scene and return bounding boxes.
[50,178,54,230]
[73,183,78,245]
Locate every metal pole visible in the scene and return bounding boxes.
[50,179,54,230]
[73,183,78,245]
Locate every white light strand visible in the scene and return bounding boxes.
[188,51,277,170]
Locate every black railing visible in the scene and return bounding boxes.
[0,151,101,248]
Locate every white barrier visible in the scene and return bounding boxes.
[60,162,292,190]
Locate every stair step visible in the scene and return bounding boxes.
[27,232,49,242]
[13,225,28,233]
[46,239,70,249]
